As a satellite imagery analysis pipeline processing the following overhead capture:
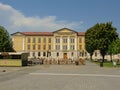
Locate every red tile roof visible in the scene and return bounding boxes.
[21,32,85,36]
[78,32,85,36]
[12,31,85,36]
[21,32,53,36]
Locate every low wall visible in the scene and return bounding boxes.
[0,59,22,66]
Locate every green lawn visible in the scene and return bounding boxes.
[93,61,120,67]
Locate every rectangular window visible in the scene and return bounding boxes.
[33,38,36,43]
[43,38,46,43]
[27,38,31,43]
[73,45,75,50]
[57,52,59,56]
[38,38,41,43]
[48,45,51,50]
[79,45,82,50]
[73,39,74,43]
[63,45,67,50]
[63,38,67,43]
[70,45,74,50]
[48,38,51,43]
[56,38,60,43]
[38,52,41,56]
[27,45,30,50]
[33,45,36,50]
[33,52,35,57]
[38,45,41,50]
[47,52,51,57]
[79,38,82,43]
[70,38,74,43]
[71,52,74,56]
[43,52,46,56]
[56,45,60,50]
[43,45,46,50]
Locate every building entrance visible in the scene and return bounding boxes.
[63,53,67,59]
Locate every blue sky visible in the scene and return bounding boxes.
[0,0,120,34]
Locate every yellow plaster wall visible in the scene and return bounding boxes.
[25,36,53,51]
[0,59,22,66]
[13,36,23,52]
[78,36,85,51]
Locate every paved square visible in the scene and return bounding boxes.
[0,61,120,90]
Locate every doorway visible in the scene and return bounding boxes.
[63,53,67,59]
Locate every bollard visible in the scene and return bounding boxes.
[75,61,79,65]
[100,59,103,67]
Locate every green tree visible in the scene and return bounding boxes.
[108,38,120,61]
[113,38,120,54]
[85,22,118,67]
[108,40,115,62]
[0,26,14,52]
[85,27,97,61]
[95,22,118,63]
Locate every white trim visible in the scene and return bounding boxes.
[60,36,63,50]
[75,37,77,50]
[68,36,70,50]
[29,73,120,78]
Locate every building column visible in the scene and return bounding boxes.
[67,52,71,59]
[35,52,38,58]
[54,52,56,59]
[29,52,32,58]
[60,36,63,50]
[60,52,63,59]
[68,36,70,50]
[75,36,78,59]
[75,36,77,50]
[41,52,43,58]
[53,36,56,59]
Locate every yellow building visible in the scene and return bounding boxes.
[12,28,87,60]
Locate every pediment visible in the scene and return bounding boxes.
[11,32,24,36]
[53,28,77,34]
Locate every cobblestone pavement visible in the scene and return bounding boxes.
[0,61,120,90]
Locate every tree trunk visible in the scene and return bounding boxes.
[102,55,105,62]
[90,53,93,61]
[100,54,105,67]
[90,55,92,61]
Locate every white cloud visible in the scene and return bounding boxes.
[0,3,83,34]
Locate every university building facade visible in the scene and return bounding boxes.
[12,28,89,60]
